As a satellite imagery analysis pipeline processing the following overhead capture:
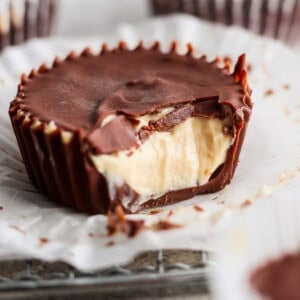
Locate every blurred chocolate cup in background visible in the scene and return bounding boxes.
[151,0,300,46]
[0,0,58,51]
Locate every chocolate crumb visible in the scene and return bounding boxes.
[264,89,274,97]
[105,240,115,247]
[219,200,225,205]
[247,64,252,73]
[151,220,181,231]
[0,206,3,210]
[124,219,145,237]
[283,84,290,90]
[88,232,106,238]
[167,210,173,217]
[39,237,49,246]
[149,209,162,215]
[9,225,25,235]
[241,199,252,208]
[194,205,204,212]
[107,205,144,238]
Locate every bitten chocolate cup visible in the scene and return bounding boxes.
[250,253,300,300]
[9,41,253,214]
[0,0,58,51]
[151,0,300,46]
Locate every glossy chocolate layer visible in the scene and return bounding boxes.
[250,253,300,300]
[9,42,252,214]
[20,43,251,155]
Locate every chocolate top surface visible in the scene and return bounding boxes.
[250,253,300,300]
[17,45,252,154]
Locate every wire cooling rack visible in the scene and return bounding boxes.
[0,250,211,299]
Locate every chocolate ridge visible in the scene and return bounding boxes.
[9,41,253,214]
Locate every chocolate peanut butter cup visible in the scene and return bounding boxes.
[9,41,253,214]
[250,253,300,300]
[151,0,300,45]
[0,0,58,51]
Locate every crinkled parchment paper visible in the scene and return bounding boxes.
[0,14,299,271]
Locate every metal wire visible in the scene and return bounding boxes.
[0,250,210,296]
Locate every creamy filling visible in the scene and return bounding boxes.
[90,115,234,210]
[25,107,234,210]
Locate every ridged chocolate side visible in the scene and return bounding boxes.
[9,41,252,214]
[9,104,110,214]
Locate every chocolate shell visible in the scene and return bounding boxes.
[9,41,253,214]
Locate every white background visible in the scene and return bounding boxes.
[53,0,300,51]
[56,0,151,37]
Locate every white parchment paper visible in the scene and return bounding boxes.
[0,14,300,271]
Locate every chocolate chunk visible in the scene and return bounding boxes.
[86,115,138,155]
